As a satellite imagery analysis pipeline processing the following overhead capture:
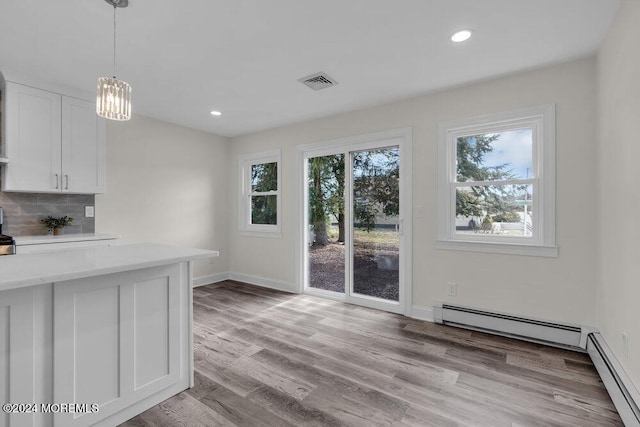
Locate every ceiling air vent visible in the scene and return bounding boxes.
[298,72,338,91]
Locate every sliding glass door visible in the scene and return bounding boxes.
[301,130,410,314]
[350,147,400,304]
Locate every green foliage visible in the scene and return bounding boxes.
[456,135,508,182]
[354,201,377,231]
[251,195,277,225]
[251,162,277,192]
[493,211,521,223]
[251,162,278,225]
[40,215,73,230]
[308,155,342,224]
[353,148,400,231]
[308,148,400,238]
[456,135,523,222]
[456,189,483,217]
[309,154,344,244]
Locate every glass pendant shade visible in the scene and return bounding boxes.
[96,76,132,121]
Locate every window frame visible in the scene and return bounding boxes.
[437,105,557,257]
[239,149,282,237]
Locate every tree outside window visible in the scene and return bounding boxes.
[251,162,278,225]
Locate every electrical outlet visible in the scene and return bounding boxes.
[447,282,457,297]
[85,206,95,218]
[622,332,628,359]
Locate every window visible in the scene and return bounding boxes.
[239,150,282,236]
[437,105,557,257]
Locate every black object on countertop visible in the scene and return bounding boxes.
[0,207,16,255]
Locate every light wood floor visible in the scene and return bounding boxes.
[121,281,622,426]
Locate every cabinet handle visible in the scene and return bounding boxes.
[55,174,59,189]
[65,175,69,190]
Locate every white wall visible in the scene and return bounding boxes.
[596,0,640,390]
[95,114,230,279]
[229,57,598,326]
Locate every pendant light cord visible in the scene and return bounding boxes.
[113,4,117,78]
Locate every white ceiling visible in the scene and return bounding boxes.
[0,0,621,137]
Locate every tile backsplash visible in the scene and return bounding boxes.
[0,190,95,236]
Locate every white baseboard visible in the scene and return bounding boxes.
[587,333,640,426]
[411,305,434,322]
[193,272,230,287]
[227,271,298,294]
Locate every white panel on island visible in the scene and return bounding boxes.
[0,243,219,427]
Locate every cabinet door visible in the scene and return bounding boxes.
[2,82,62,192]
[0,287,35,427]
[54,265,184,427]
[61,96,106,194]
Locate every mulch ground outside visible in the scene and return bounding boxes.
[309,236,399,301]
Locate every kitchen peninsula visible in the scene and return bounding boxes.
[0,243,218,427]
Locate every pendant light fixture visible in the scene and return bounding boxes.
[97,0,132,121]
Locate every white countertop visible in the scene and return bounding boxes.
[0,243,219,292]
[15,233,120,246]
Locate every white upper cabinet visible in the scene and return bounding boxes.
[61,96,106,194]
[2,81,106,194]
[2,83,62,192]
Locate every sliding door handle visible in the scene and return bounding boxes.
[65,175,69,190]
[55,174,59,189]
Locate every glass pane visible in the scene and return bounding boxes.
[307,154,345,293]
[251,195,277,225]
[456,128,533,182]
[455,184,533,237]
[352,147,400,301]
[251,162,277,192]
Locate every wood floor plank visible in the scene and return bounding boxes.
[454,372,617,427]
[553,388,622,422]
[506,353,603,387]
[226,323,494,424]
[229,326,322,366]
[391,404,458,427]
[120,392,237,427]
[121,281,623,427]
[250,348,410,424]
[194,349,265,398]
[317,316,448,357]
[246,385,347,427]
[188,371,298,427]
[232,354,317,401]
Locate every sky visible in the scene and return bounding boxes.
[477,128,533,179]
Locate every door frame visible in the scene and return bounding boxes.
[295,127,413,315]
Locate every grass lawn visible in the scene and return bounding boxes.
[354,228,399,245]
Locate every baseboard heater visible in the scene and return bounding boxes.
[587,332,640,426]
[433,303,585,351]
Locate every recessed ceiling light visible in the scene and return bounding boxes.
[210,110,222,116]
[450,29,473,43]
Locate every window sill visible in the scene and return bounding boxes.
[436,240,558,257]
[239,230,283,239]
